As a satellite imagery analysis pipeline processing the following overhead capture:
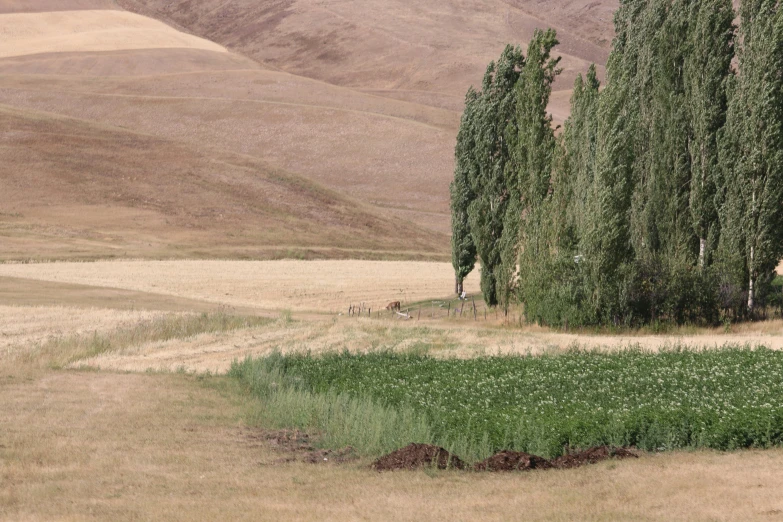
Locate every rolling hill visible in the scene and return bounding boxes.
[0,0,618,261]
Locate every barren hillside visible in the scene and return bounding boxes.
[0,1,617,260]
[0,104,444,260]
[117,0,616,114]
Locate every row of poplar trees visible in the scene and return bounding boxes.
[451,0,783,327]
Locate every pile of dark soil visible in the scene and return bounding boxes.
[551,445,638,469]
[372,443,466,471]
[373,443,638,472]
[473,450,552,472]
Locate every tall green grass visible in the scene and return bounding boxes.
[229,355,433,457]
[231,347,783,460]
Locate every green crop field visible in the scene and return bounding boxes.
[230,347,783,460]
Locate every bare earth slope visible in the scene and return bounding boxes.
[0,1,618,261]
[0,5,465,256]
[1,104,444,260]
[117,0,616,115]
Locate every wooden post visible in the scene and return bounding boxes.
[447,302,451,317]
[431,301,434,319]
[472,297,477,321]
[418,306,421,320]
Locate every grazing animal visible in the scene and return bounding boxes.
[385,301,401,312]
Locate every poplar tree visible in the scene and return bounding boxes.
[450,88,479,296]
[685,0,734,268]
[722,0,783,313]
[464,45,525,306]
[502,29,561,310]
[564,65,600,244]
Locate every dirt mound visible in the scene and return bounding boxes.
[473,446,638,472]
[551,446,638,469]
[474,450,552,472]
[372,443,465,471]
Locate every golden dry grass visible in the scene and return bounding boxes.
[0,10,227,58]
[4,259,783,373]
[77,314,783,374]
[0,0,116,13]
[0,305,171,367]
[3,370,783,521]
[0,260,481,312]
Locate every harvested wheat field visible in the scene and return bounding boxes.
[0,10,226,58]
[0,260,480,313]
[0,304,173,363]
[61,311,783,374]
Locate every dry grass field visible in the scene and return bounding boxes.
[2,261,783,519]
[73,315,783,375]
[0,10,226,58]
[0,104,445,261]
[3,370,783,521]
[116,0,615,115]
[0,260,481,312]
[1,259,781,376]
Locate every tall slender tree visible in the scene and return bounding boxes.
[722,0,783,312]
[450,88,480,296]
[464,45,525,306]
[501,29,561,310]
[685,0,734,268]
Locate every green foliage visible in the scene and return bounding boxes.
[236,349,783,460]
[228,355,433,457]
[509,29,562,312]
[685,0,734,267]
[452,0,783,327]
[720,0,783,312]
[463,45,526,306]
[450,88,479,294]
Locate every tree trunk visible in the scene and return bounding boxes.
[455,277,463,297]
[748,245,755,312]
[698,237,706,268]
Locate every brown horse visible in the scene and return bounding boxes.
[385,301,401,312]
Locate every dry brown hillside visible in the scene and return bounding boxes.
[117,0,616,115]
[0,1,616,260]
[0,104,444,260]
